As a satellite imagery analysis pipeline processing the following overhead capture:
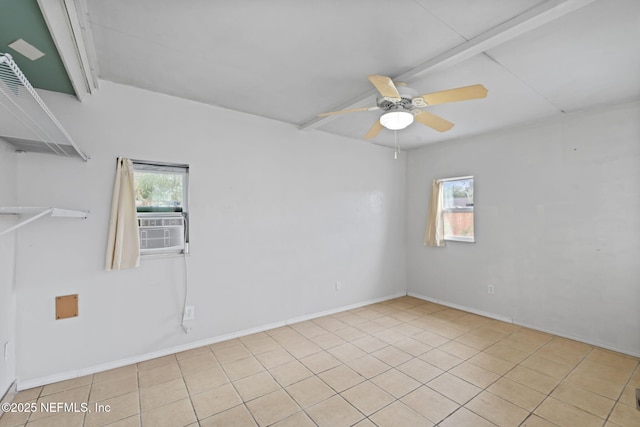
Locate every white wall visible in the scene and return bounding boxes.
[0,143,17,397]
[13,81,636,388]
[407,102,640,356]
[13,81,407,385]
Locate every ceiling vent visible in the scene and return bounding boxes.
[0,53,88,161]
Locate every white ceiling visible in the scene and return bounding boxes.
[83,0,640,149]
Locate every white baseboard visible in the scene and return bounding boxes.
[17,292,406,391]
[511,321,640,359]
[408,292,640,359]
[408,292,514,324]
[284,291,406,325]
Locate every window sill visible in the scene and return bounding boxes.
[140,251,189,260]
[444,236,475,243]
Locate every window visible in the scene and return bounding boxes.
[132,160,189,255]
[441,176,474,242]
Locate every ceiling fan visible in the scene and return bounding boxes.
[319,75,488,139]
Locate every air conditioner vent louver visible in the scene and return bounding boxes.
[0,53,88,161]
[138,215,185,254]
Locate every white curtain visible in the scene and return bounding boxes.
[105,158,140,270]
[424,179,445,247]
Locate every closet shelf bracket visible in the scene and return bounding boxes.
[0,207,88,237]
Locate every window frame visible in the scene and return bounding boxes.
[132,160,190,256]
[440,175,474,243]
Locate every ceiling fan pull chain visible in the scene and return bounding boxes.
[394,130,399,159]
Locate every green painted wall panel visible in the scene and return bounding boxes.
[0,0,75,95]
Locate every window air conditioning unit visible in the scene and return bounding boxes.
[138,214,185,254]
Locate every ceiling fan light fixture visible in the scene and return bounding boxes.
[380,110,414,130]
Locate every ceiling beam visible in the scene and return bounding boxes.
[299,0,597,131]
[37,0,99,101]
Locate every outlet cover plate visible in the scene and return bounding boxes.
[183,305,195,321]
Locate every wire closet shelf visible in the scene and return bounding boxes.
[0,207,88,237]
[0,52,88,160]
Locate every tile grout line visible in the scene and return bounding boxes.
[528,345,596,425]
[349,309,493,426]
[175,351,200,427]
[435,321,530,427]
[136,363,142,427]
[276,312,416,425]
[602,358,640,426]
[16,297,639,427]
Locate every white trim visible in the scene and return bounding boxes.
[283,292,406,325]
[437,175,473,183]
[131,160,189,173]
[512,321,640,359]
[444,235,475,243]
[16,291,405,391]
[37,0,99,101]
[408,292,640,358]
[408,292,513,323]
[440,176,474,242]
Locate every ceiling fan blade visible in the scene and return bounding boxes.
[419,84,488,106]
[368,75,401,102]
[364,119,384,139]
[318,106,379,117]
[413,110,454,132]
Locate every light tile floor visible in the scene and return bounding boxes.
[1,297,639,426]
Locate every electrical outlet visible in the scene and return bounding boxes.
[335,281,342,291]
[3,341,8,361]
[488,284,495,295]
[183,305,195,321]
